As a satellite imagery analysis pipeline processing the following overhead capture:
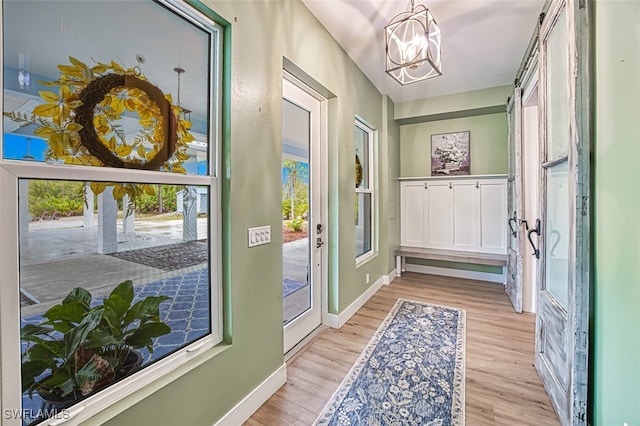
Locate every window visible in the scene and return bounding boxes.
[355,119,375,262]
[0,1,223,424]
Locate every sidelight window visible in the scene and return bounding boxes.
[355,119,376,262]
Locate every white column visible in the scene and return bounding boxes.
[19,179,30,234]
[183,185,198,242]
[122,194,135,237]
[84,183,95,229]
[98,188,118,254]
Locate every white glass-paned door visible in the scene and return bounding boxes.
[282,76,324,354]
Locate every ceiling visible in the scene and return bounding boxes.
[3,0,544,126]
[301,0,544,103]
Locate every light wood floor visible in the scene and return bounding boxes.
[246,273,560,426]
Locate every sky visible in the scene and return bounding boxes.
[3,134,47,161]
[2,133,207,175]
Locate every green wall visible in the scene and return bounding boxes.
[400,113,508,177]
[87,0,399,424]
[593,0,640,424]
[382,96,402,272]
[394,85,511,122]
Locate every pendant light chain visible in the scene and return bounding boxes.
[174,67,185,108]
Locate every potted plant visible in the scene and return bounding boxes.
[20,280,171,414]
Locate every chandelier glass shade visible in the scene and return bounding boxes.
[385,2,442,85]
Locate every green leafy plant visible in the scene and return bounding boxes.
[21,280,170,400]
[28,180,85,219]
[282,159,309,220]
[287,217,304,232]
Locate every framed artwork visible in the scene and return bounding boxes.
[431,131,470,175]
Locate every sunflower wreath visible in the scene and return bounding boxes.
[5,56,195,212]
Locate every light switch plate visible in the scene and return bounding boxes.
[248,225,271,247]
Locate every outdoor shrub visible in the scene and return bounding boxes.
[29,180,84,218]
[287,217,304,232]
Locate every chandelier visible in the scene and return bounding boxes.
[385,0,442,85]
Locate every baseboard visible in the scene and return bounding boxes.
[324,273,390,329]
[385,269,397,284]
[214,363,287,426]
[404,263,505,284]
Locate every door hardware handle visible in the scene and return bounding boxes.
[508,217,517,238]
[508,211,518,237]
[527,219,541,259]
[316,237,324,248]
[316,223,323,234]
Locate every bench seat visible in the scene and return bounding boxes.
[395,246,508,277]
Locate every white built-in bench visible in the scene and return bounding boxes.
[395,246,508,277]
[397,175,509,283]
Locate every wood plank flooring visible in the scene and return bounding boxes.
[246,273,560,426]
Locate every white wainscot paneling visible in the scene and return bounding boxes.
[401,182,428,246]
[453,182,480,248]
[400,175,507,255]
[480,181,508,252]
[426,182,453,247]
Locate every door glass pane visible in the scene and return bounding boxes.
[508,180,517,248]
[544,161,569,307]
[19,179,210,422]
[355,192,372,257]
[282,99,310,325]
[546,7,569,160]
[508,104,516,177]
[508,102,517,249]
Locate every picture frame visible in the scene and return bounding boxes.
[431,131,471,175]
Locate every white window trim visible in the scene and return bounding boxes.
[0,1,224,424]
[355,117,377,266]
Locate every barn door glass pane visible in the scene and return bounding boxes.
[546,7,569,161]
[544,161,569,308]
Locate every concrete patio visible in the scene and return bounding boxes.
[20,215,310,321]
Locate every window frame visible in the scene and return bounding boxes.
[0,1,225,424]
[355,117,377,265]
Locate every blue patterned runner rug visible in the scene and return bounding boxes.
[315,299,465,426]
